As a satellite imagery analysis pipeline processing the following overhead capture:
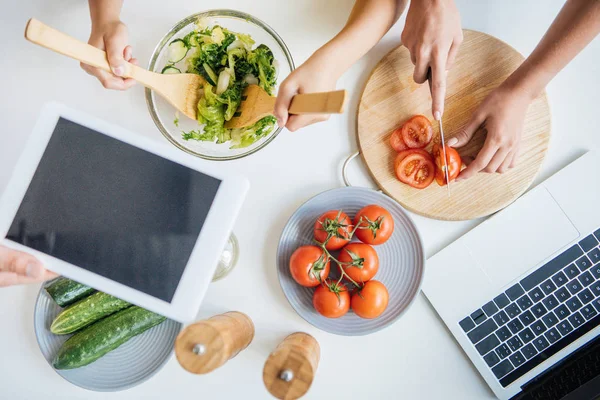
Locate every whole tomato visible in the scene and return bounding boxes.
[339,243,379,283]
[354,205,394,245]
[289,245,330,287]
[314,210,353,250]
[313,280,350,318]
[351,280,389,319]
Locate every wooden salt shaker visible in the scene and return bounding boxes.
[263,333,320,400]
[174,311,254,374]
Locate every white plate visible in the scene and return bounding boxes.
[34,283,182,392]
[277,187,425,336]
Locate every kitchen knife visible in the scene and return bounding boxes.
[426,69,451,197]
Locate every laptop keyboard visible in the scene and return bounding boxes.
[458,228,600,388]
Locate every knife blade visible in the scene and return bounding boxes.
[426,69,451,197]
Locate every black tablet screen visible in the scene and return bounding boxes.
[7,118,221,302]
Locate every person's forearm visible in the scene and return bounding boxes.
[89,0,123,29]
[309,0,407,78]
[504,0,600,99]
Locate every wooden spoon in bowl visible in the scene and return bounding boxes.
[225,85,346,129]
[25,18,203,120]
[25,18,347,128]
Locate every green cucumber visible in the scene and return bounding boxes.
[53,306,166,370]
[161,65,181,74]
[202,62,218,85]
[167,38,189,63]
[45,277,96,307]
[50,292,131,335]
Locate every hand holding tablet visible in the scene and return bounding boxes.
[0,245,57,286]
[0,103,249,321]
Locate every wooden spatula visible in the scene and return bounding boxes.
[24,18,203,120]
[225,85,346,129]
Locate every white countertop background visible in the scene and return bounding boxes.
[1,0,598,399]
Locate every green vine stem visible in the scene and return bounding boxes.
[314,214,365,290]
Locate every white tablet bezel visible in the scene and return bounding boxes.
[0,102,249,322]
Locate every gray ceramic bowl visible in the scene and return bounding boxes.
[34,284,182,391]
[277,187,425,336]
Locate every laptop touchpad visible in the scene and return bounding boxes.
[464,188,579,290]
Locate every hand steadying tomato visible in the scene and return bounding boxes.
[289,246,330,287]
[351,280,389,319]
[314,210,353,250]
[313,280,350,318]
[353,205,394,245]
[339,243,379,283]
[432,144,462,186]
[394,149,435,189]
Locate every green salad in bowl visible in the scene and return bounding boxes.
[146,10,294,160]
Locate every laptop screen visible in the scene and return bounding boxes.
[6,117,221,303]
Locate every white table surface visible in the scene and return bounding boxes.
[1,1,598,399]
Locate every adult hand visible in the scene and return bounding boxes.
[448,85,533,180]
[401,0,463,120]
[81,20,138,90]
[273,55,339,132]
[0,245,57,287]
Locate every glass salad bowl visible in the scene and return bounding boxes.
[146,10,295,161]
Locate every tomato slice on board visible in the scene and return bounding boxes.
[432,144,462,186]
[389,127,408,152]
[401,115,433,149]
[394,150,435,189]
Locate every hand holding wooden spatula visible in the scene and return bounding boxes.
[25,18,346,127]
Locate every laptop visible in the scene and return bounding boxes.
[423,150,600,400]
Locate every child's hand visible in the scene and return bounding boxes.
[449,85,533,180]
[274,55,339,132]
[401,0,462,120]
[81,20,138,90]
[0,245,57,287]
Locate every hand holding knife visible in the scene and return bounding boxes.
[426,69,451,197]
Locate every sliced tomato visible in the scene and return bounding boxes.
[432,144,462,186]
[401,115,433,149]
[394,149,435,189]
[389,127,408,152]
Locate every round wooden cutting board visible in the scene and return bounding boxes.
[357,30,551,221]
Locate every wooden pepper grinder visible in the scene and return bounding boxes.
[174,311,254,374]
[263,333,320,400]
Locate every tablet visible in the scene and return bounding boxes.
[0,102,249,322]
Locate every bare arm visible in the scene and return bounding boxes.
[317,0,407,78]
[505,0,600,100]
[453,0,600,180]
[274,0,407,130]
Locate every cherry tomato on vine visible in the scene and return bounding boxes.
[313,280,350,318]
[338,243,379,283]
[351,280,389,319]
[314,210,353,250]
[353,205,394,245]
[289,245,330,287]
